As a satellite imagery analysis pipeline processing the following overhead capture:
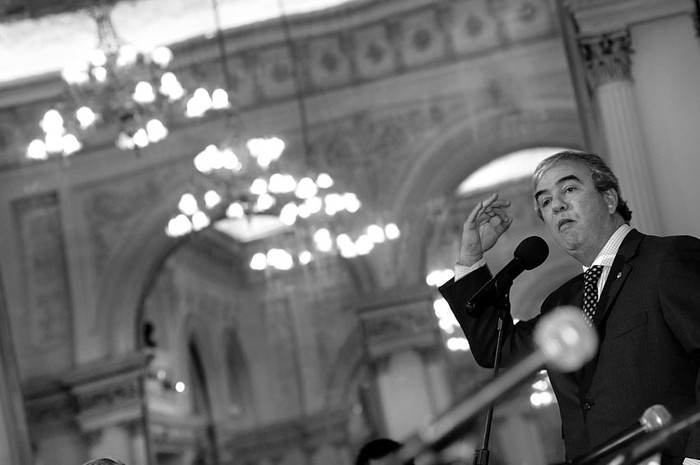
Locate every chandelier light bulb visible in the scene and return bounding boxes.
[267,248,293,270]
[160,72,185,101]
[132,128,150,148]
[226,202,245,219]
[339,244,357,258]
[146,119,168,142]
[324,193,343,215]
[269,173,296,194]
[185,88,212,118]
[116,132,135,150]
[367,224,385,243]
[211,88,230,109]
[250,252,267,270]
[76,106,97,129]
[295,177,317,199]
[254,193,276,212]
[133,81,156,103]
[116,44,139,67]
[247,137,285,168]
[194,145,217,173]
[170,214,192,237]
[178,193,199,216]
[41,109,64,134]
[336,233,353,249]
[44,132,65,154]
[297,203,311,219]
[204,190,221,209]
[344,193,361,213]
[26,139,48,160]
[305,197,323,215]
[316,173,333,189]
[62,133,82,155]
[279,202,298,226]
[298,250,313,265]
[385,223,400,240]
[62,64,89,85]
[250,178,268,195]
[150,46,173,68]
[165,214,193,237]
[313,228,333,252]
[221,148,242,172]
[92,66,108,82]
[355,234,374,255]
[89,49,107,67]
[191,211,210,231]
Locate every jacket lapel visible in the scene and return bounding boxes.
[594,229,643,326]
[579,229,644,396]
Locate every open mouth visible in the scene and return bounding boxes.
[558,219,574,230]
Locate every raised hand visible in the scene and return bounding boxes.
[459,193,513,266]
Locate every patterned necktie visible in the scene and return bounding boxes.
[582,265,604,327]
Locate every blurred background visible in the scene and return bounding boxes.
[0,0,699,464]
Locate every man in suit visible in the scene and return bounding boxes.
[439,151,700,464]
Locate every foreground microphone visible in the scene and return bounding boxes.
[606,404,700,465]
[466,236,549,313]
[398,306,597,464]
[570,405,672,465]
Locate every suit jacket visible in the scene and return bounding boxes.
[439,229,700,464]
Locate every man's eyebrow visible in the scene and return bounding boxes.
[534,174,582,201]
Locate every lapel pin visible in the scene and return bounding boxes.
[616,272,622,279]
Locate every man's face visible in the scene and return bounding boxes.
[534,160,618,265]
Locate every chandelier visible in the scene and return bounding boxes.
[164,0,400,272]
[165,130,400,271]
[26,4,186,160]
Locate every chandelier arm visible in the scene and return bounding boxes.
[210,0,234,95]
[276,0,314,169]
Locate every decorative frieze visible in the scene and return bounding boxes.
[0,0,559,160]
[356,287,437,360]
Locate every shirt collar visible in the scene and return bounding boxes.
[583,224,632,272]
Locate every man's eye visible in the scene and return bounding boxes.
[541,199,551,208]
[565,186,576,193]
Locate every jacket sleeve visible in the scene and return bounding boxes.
[438,266,539,369]
[657,236,700,459]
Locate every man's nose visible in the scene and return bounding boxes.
[552,196,568,212]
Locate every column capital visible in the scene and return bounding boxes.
[579,30,633,88]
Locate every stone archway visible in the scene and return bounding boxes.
[389,105,586,285]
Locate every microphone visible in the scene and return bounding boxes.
[606,404,700,465]
[398,306,598,464]
[570,405,672,465]
[466,236,549,313]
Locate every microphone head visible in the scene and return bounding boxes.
[534,306,598,372]
[514,236,549,270]
[640,405,672,432]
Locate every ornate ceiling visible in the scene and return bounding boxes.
[0,0,358,84]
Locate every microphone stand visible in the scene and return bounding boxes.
[473,291,510,465]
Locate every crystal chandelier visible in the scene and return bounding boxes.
[165,129,400,271]
[26,4,186,160]
[164,0,400,272]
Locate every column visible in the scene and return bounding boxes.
[356,287,451,441]
[0,278,33,465]
[579,30,661,235]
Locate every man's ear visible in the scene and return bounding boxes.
[603,189,619,214]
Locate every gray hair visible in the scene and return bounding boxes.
[532,150,632,222]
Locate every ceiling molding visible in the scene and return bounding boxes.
[564,0,694,35]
